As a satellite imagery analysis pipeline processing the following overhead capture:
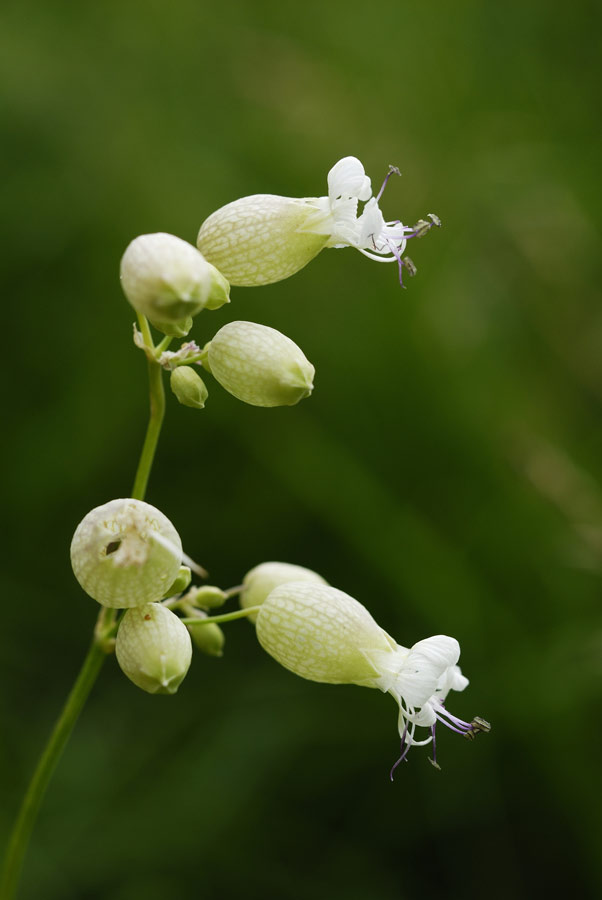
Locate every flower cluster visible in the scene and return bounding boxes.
[69,157,484,771]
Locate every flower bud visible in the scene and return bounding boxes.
[170,366,208,409]
[197,195,329,286]
[162,565,192,599]
[116,603,192,694]
[120,233,212,323]
[204,263,231,310]
[70,498,182,608]
[148,316,193,338]
[240,561,326,623]
[206,321,314,407]
[186,585,228,609]
[189,620,225,657]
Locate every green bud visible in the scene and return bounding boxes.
[70,498,183,608]
[240,561,327,623]
[204,263,231,310]
[189,620,225,657]
[116,603,192,694]
[186,585,228,609]
[148,316,193,338]
[207,321,315,408]
[120,233,212,323]
[162,565,192,599]
[170,366,208,409]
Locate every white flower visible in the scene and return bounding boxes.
[255,582,489,771]
[196,156,421,286]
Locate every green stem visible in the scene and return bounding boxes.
[1,316,166,900]
[181,606,261,626]
[132,318,165,501]
[0,641,105,900]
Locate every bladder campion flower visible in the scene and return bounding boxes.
[256,582,489,772]
[116,603,193,694]
[70,498,183,608]
[197,156,437,287]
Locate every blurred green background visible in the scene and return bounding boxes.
[1,0,601,897]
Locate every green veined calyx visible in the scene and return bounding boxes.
[240,561,327,623]
[115,603,193,694]
[70,498,183,608]
[202,321,315,408]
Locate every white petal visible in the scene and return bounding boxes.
[356,198,387,249]
[435,664,469,700]
[327,157,372,202]
[396,635,461,709]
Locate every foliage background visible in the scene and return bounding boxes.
[1,1,601,898]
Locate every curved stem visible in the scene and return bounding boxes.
[181,606,261,626]
[1,317,166,900]
[0,640,105,900]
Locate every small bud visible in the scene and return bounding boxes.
[148,316,193,338]
[204,263,231,310]
[70,498,182,608]
[189,620,225,657]
[170,366,208,409]
[162,565,192,599]
[120,233,212,323]
[186,585,228,609]
[240,561,326,623]
[116,603,192,694]
[206,321,315,408]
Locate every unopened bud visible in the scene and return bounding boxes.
[240,561,326,623]
[206,321,315,407]
[116,603,192,694]
[148,316,193,338]
[204,263,231,310]
[162,565,192,599]
[70,498,182,608]
[189,619,225,657]
[170,366,208,409]
[120,233,212,323]
[186,585,228,609]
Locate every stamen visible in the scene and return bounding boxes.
[428,723,441,770]
[376,165,402,202]
[390,720,410,781]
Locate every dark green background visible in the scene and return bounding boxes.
[2,1,601,898]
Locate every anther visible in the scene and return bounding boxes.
[471,717,491,734]
[402,257,417,277]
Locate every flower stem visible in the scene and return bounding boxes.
[132,316,165,501]
[0,317,166,900]
[180,606,261,626]
[0,640,105,900]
